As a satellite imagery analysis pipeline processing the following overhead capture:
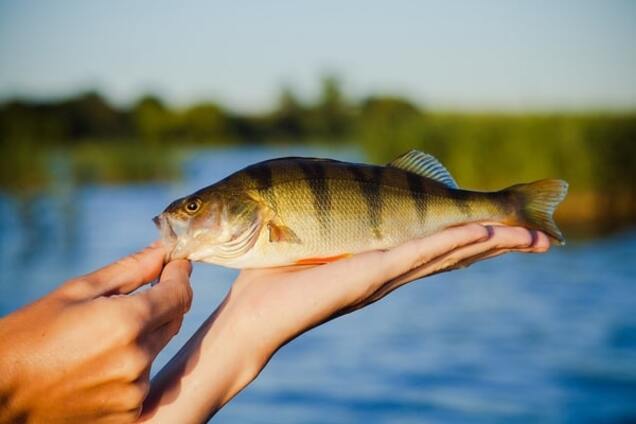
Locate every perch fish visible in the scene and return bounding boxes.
[154,150,568,268]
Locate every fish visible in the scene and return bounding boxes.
[153,150,568,268]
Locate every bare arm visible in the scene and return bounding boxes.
[140,224,549,423]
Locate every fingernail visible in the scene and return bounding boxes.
[528,229,538,247]
[483,225,494,240]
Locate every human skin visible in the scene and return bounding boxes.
[140,224,550,423]
[0,224,548,423]
[0,244,193,423]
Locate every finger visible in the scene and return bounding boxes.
[363,227,537,305]
[271,223,490,318]
[140,316,184,358]
[379,223,491,282]
[446,230,551,271]
[389,226,544,288]
[126,260,193,331]
[81,242,167,297]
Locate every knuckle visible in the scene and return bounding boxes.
[110,304,146,342]
[130,346,152,372]
[170,317,184,336]
[92,299,136,342]
[129,298,152,323]
[119,408,143,423]
[117,255,144,272]
[440,257,458,270]
[133,380,151,403]
[55,278,90,299]
[93,295,114,307]
[118,384,147,413]
[494,240,508,250]
[181,282,194,313]
[120,347,151,381]
[97,297,130,321]
[172,279,193,315]
[466,223,489,240]
[521,231,535,247]
[501,228,532,249]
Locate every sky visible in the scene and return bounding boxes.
[0,0,635,112]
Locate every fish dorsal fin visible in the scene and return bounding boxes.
[388,149,458,189]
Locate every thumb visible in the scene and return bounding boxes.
[80,242,167,297]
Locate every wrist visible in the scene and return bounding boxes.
[207,294,276,396]
[223,288,286,368]
[141,293,276,422]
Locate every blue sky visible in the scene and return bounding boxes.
[0,0,634,111]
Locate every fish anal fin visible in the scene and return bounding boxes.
[388,149,458,189]
[268,221,301,244]
[295,253,351,265]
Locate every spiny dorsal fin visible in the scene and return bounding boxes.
[388,149,458,188]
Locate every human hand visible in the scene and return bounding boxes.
[0,244,192,423]
[229,224,550,359]
[142,224,549,423]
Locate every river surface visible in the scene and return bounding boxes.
[1,147,635,423]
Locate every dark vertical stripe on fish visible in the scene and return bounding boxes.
[406,172,427,223]
[298,161,331,234]
[245,163,272,189]
[452,189,473,217]
[245,163,278,211]
[348,165,383,239]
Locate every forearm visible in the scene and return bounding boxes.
[138,268,354,423]
[139,293,275,423]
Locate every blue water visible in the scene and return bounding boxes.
[1,147,635,423]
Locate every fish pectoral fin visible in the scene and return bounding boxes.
[267,221,301,244]
[388,149,459,189]
[295,253,352,265]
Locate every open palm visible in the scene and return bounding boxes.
[229,223,550,360]
[143,223,551,423]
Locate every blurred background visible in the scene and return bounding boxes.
[1,1,635,422]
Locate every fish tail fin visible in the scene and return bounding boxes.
[503,179,569,245]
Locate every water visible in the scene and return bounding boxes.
[1,147,635,423]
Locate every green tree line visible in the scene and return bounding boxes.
[1,76,635,232]
[0,77,352,145]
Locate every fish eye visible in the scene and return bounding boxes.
[185,198,201,214]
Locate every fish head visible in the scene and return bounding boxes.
[154,190,262,263]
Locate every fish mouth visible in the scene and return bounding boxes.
[153,213,178,244]
[153,213,192,260]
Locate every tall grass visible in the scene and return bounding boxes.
[360,112,636,232]
[0,141,181,192]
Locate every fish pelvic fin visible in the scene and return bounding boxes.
[504,179,569,245]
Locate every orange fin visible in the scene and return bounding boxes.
[268,222,301,243]
[295,253,351,265]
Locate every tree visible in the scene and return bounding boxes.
[132,95,173,143]
[312,75,350,140]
